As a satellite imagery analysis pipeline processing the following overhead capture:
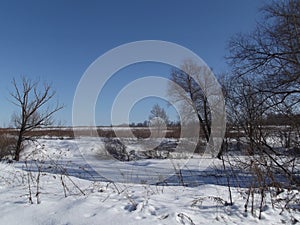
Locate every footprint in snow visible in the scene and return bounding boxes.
[176,213,195,225]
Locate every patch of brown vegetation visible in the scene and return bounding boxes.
[0,126,182,139]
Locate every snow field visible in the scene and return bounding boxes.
[0,137,299,225]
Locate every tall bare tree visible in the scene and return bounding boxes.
[10,77,63,161]
[168,59,211,143]
[225,0,300,192]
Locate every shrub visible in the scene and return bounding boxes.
[0,134,16,160]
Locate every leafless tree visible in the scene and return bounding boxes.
[149,104,169,126]
[10,77,63,161]
[168,59,212,142]
[223,0,300,217]
[227,0,300,155]
[227,0,300,112]
[168,59,226,156]
[148,104,169,138]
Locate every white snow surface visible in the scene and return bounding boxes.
[0,137,298,225]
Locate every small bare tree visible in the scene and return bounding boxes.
[149,104,169,126]
[148,104,169,138]
[10,77,63,161]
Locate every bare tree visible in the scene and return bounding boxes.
[149,104,169,126]
[224,76,268,153]
[168,59,212,142]
[227,0,300,157]
[10,77,63,161]
[148,104,169,138]
[223,0,300,216]
[227,0,300,111]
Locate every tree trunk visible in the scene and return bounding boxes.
[14,131,24,161]
[197,113,210,143]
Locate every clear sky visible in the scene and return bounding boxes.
[0,0,264,127]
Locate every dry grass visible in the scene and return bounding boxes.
[0,127,182,139]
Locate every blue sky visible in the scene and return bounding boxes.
[0,0,264,126]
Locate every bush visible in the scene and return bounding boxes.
[0,135,16,160]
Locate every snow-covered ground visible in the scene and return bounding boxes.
[0,137,299,225]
